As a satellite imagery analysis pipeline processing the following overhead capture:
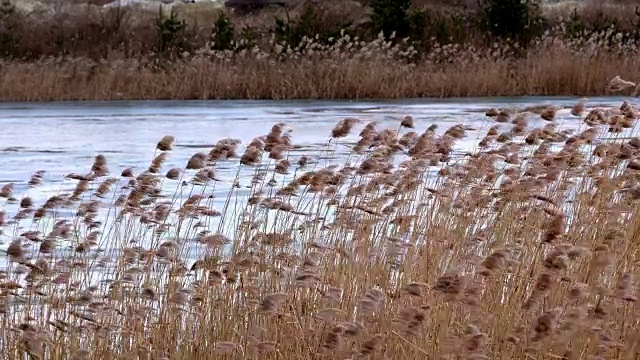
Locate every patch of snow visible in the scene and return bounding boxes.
[12,0,50,13]
[103,0,220,8]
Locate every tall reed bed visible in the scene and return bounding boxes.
[1,97,640,359]
[1,28,640,101]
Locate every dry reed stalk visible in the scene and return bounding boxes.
[1,99,640,359]
[0,29,639,101]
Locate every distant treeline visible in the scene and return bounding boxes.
[1,0,640,60]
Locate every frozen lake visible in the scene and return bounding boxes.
[2,97,630,182]
[0,96,636,260]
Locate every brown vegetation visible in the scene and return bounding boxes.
[1,0,640,100]
[1,31,640,101]
[2,97,640,358]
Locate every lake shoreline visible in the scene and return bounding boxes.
[1,48,639,102]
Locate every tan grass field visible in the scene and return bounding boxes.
[2,30,640,101]
[1,96,640,358]
[2,1,640,101]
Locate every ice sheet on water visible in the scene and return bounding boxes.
[0,96,636,267]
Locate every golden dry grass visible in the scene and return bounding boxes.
[1,96,640,359]
[2,29,640,101]
[3,1,640,101]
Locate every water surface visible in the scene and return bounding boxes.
[0,96,635,254]
[1,96,629,182]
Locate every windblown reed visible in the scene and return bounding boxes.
[2,97,640,358]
